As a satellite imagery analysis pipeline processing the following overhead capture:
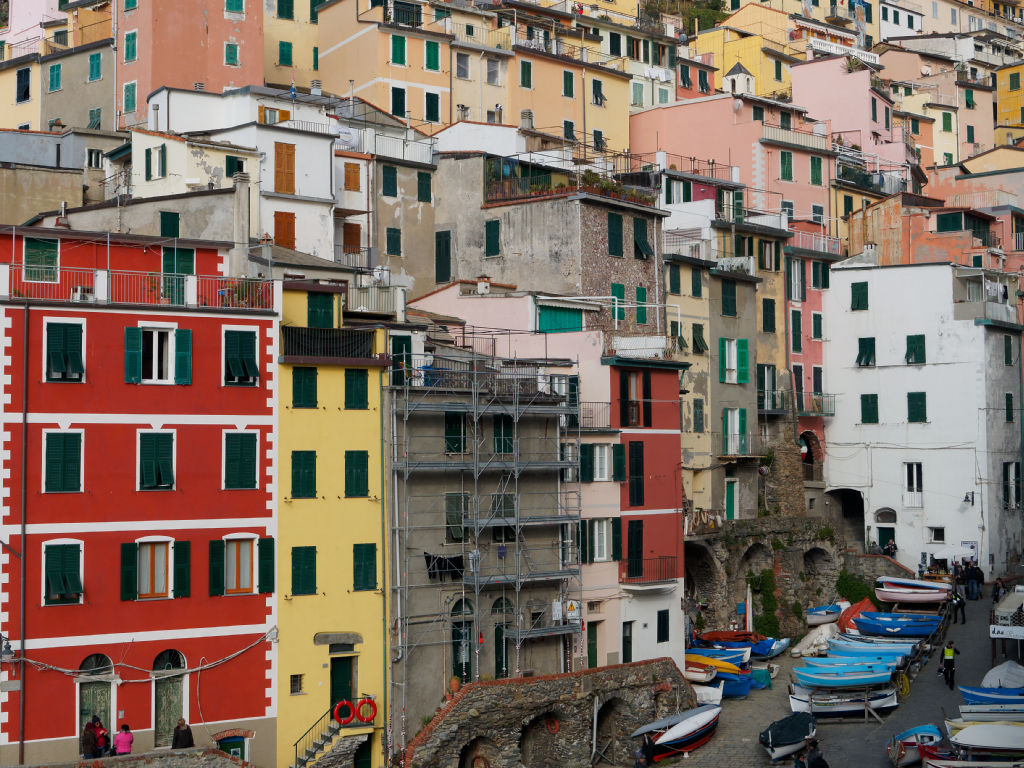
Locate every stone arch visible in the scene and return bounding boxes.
[800,431,822,465]
[803,547,833,578]
[595,697,630,765]
[828,488,865,552]
[684,541,724,608]
[458,736,500,768]
[735,543,774,605]
[875,508,897,524]
[520,711,561,768]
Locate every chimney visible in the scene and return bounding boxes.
[520,110,534,130]
[311,79,322,96]
[230,172,252,277]
[476,275,491,294]
[193,82,205,91]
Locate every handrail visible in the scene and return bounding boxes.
[293,706,335,768]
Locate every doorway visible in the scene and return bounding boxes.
[627,520,643,578]
[330,656,353,705]
[153,650,185,747]
[587,622,598,668]
[725,478,737,520]
[877,527,896,550]
[622,621,633,663]
[494,624,508,679]
[78,654,112,740]
[390,336,412,385]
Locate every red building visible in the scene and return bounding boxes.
[675,53,717,101]
[0,226,279,766]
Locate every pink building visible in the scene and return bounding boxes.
[115,1,263,129]
[630,93,833,225]
[0,0,62,49]
[675,53,717,101]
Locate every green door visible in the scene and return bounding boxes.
[587,622,598,668]
[330,656,353,705]
[452,621,471,682]
[726,480,737,520]
[494,624,508,679]
[878,527,895,550]
[79,681,111,738]
[622,621,633,664]
[154,676,183,747]
[390,335,412,386]
[353,739,372,768]
[161,247,195,305]
[627,520,643,578]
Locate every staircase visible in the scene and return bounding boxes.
[291,707,344,768]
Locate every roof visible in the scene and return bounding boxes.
[0,225,232,249]
[601,356,691,371]
[249,244,356,272]
[725,62,753,78]
[26,186,236,225]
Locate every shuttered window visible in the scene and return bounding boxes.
[386,227,402,256]
[425,40,440,71]
[668,264,680,294]
[291,546,317,595]
[279,41,293,65]
[344,162,360,191]
[445,413,465,453]
[345,450,369,497]
[656,609,669,643]
[780,151,793,181]
[274,142,295,194]
[691,268,702,297]
[46,322,84,381]
[224,330,259,386]
[417,171,431,203]
[391,34,406,65]
[762,299,775,333]
[345,369,368,409]
[1006,335,1014,366]
[46,543,83,604]
[633,218,653,259]
[611,283,625,320]
[494,415,514,454]
[856,337,876,366]
[291,450,316,498]
[307,292,333,328]
[851,281,869,310]
[485,219,500,256]
[627,441,644,506]
[635,286,647,324]
[435,231,452,282]
[124,31,137,62]
[45,432,82,493]
[812,313,822,339]
[382,165,397,197]
[942,112,952,132]
[278,0,294,18]
[391,86,406,117]
[520,60,532,88]
[353,543,376,591]
[791,310,802,352]
[292,367,317,408]
[88,52,101,81]
[173,541,190,598]
[611,443,626,482]
[905,334,926,364]
[563,70,573,96]
[139,433,174,490]
[579,443,595,482]
[692,324,708,354]
[907,391,927,423]
[810,156,822,186]
[693,399,704,433]
[445,493,467,542]
[425,93,440,122]
[25,238,59,282]
[224,433,257,490]
[721,280,737,316]
[608,213,623,256]
[160,211,180,238]
[1008,392,1015,423]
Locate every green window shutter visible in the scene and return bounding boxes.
[908,391,927,423]
[124,82,136,113]
[905,334,926,364]
[125,327,142,383]
[226,0,244,11]
[292,367,317,408]
[587,519,596,563]
[382,165,397,196]
[391,34,406,65]
[291,450,316,498]
[691,268,702,297]
[208,540,225,596]
[425,40,440,71]
[417,171,431,203]
[718,337,727,383]
[608,213,623,256]
[611,519,622,560]
[345,450,369,497]
[579,519,590,564]
[668,264,680,294]
[145,147,152,181]
[225,433,257,489]
[791,310,802,352]
[386,227,402,256]
[89,52,101,81]
[812,313,822,339]
[307,291,334,328]
[611,444,626,481]
[174,329,192,385]
[860,393,879,424]
[292,546,317,595]
[1012,72,1021,91]
[774,59,782,80]
[611,283,625,320]
[967,125,975,143]
[391,86,406,117]
[425,92,440,122]
[157,433,174,487]
[485,219,500,256]
[810,156,822,185]
[225,43,239,66]
[1006,335,1014,365]
[1008,392,1015,422]
[257,538,274,594]
[279,41,293,66]
[44,433,63,492]
[633,218,652,258]
[172,541,190,598]
[762,298,775,333]
[278,0,294,15]
[444,412,464,453]
[579,443,595,482]
[521,60,532,88]
[125,31,136,61]
[160,211,180,238]
[48,63,60,91]
[120,542,138,601]
[353,543,376,591]
[313,46,319,70]
[781,151,792,181]
[563,70,573,97]
[63,433,81,492]
[310,0,319,21]
[635,286,647,324]
[693,399,705,433]
[722,280,736,316]
[345,369,368,409]
[737,339,749,383]
[942,112,952,132]
[435,231,452,282]
[140,434,157,488]
[851,281,868,310]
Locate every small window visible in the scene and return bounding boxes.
[291,450,316,498]
[907,391,927,423]
[928,526,945,543]
[44,543,83,604]
[593,444,611,481]
[88,52,102,82]
[16,67,30,103]
[123,81,137,113]
[386,227,401,256]
[656,609,670,643]
[856,337,876,367]
[48,63,61,92]
[279,41,293,66]
[392,34,406,66]
[721,280,737,317]
[225,538,254,594]
[1008,392,1015,423]
[485,219,500,257]
[445,493,468,542]
[224,330,259,386]
[291,546,317,595]
[860,393,879,424]
[905,334,926,365]
[1005,334,1014,366]
[417,171,431,203]
[290,674,304,694]
[486,57,499,85]
[46,322,84,382]
[562,70,574,97]
[142,328,173,383]
[45,432,82,493]
[444,412,466,453]
[353,543,376,591]
[225,43,239,67]
[345,450,369,497]
[124,30,137,63]
[292,367,317,408]
[87,148,104,168]
[456,52,469,79]
[139,432,174,490]
[137,541,169,599]
[382,165,397,197]
[780,151,793,181]
[226,0,245,11]
[25,237,59,283]
[520,60,532,88]
[344,369,368,410]
[851,281,869,310]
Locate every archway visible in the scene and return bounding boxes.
[828,488,865,552]
[684,541,725,630]
[595,697,629,765]
[803,547,833,578]
[451,599,474,683]
[734,543,773,607]
[458,736,500,768]
[78,654,113,739]
[800,431,823,482]
[153,649,186,747]
[520,711,561,768]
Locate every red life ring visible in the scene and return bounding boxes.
[333,700,356,725]
[546,716,559,735]
[355,697,377,723]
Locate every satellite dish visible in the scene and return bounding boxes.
[335,126,359,149]
[733,98,743,112]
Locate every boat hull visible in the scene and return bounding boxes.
[689,647,750,664]
[789,684,898,716]
[794,667,893,688]
[691,682,724,706]
[717,671,753,698]
[960,687,1024,705]
[684,654,741,675]
[651,708,721,761]
[959,704,1024,722]
[759,713,816,762]
[950,723,1024,751]
[876,586,950,603]
[683,663,717,684]
[878,576,952,591]
[806,605,841,626]
[853,617,938,637]
[887,724,943,768]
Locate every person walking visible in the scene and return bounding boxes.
[942,641,961,690]
[954,562,966,597]
[113,723,134,755]
[81,721,98,760]
[967,565,980,600]
[993,578,1007,605]
[172,718,195,749]
[92,716,109,758]
[805,738,829,768]
[951,590,966,624]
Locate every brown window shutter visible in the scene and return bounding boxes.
[258,105,265,124]
[274,211,296,250]
[343,222,361,253]
[279,109,291,122]
[274,143,295,194]
[344,163,360,191]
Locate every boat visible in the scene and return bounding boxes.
[876,585,951,604]
[753,638,791,659]
[853,616,939,638]
[759,713,816,762]
[789,684,899,716]
[717,671,754,699]
[877,576,952,591]
[688,646,750,664]
[960,686,1024,705]
[950,723,1024,752]
[802,656,898,669]
[648,706,721,761]
[806,604,842,626]
[684,654,741,675]
[862,611,944,623]
[827,639,911,659]
[945,718,1024,738]
[630,706,719,739]
[838,632,922,646]
[797,661,896,674]
[692,681,724,706]
[959,704,1024,722]
[793,666,893,688]
[887,724,943,767]
[838,597,875,632]
[699,630,766,643]
[684,661,718,684]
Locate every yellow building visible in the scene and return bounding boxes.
[264,0,321,88]
[995,61,1024,134]
[276,281,390,768]
[0,55,42,129]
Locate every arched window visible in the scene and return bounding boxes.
[875,508,897,524]
[153,649,185,671]
[451,598,474,617]
[491,597,514,615]
[79,654,113,674]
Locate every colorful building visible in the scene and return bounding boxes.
[0,226,279,766]
[995,61,1024,136]
[264,0,321,88]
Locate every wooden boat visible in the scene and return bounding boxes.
[753,638,791,659]
[793,666,893,688]
[838,632,921,647]
[699,630,766,643]
[798,661,896,674]
[959,686,1024,705]
[803,656,898,669]
[684,654,741,675]
[759,713,816,761]
[648,706,721,761]
[863,611,944,623]
[876,585,950,603]
[788,684,898,716]
[717,671,753,698]
[838,597,875,632]
[878,576,951,591]
[945,718,1024,738]
[691,681,724,706]
[959,704,1024,722]
[853,616,938,638]
[684,661,717,684]
[827,639,911,658]
[690,646,750,664]
[806,604,842,626]
[630,706,718,739]
[950,723,1024,752]
[887,724,943,768]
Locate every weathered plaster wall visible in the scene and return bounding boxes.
[0,164,82,225]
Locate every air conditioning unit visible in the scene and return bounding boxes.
[70,285,95,303]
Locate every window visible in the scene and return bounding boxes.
[860,394,878,424]
[1011,72,1021,91]
[693,399,705,433]
[278,0,294,17]
[425,92,440,123]
[273,141,295,194]
[851,281,868,310]
[386,227,402,256]
[1005,334,1014,366]
[592,519,609,561]
[139,432,174,490]
[225,538,254,593]
[125,0,138,8]
[45,322,84,381]
[907,391,927,422]
[225,43,239,66]
[658,88,669,104]
[520,60,532,88]
[698,69,709,93]
[941,112,952,132]
[780,151,793,181]
[632,81,644,106]
[382,165,397,197]
[1003,462,1022,509]
[1008,392,1015,422]
[292,367,317,408]
[910,117,919,135]
[290,675,304,694]
[224,330,259,386]
[391,87,405,117]
[124,31,137,62]
[392,34,406,66]
[608,213,623,257]
[762,298,776,333]
[291,546,316,595]
[928,527,945,543]
[721,280,736,317]
[592,78,604,105]
[812,313,822,340]
[905,334,926,364]
[667,264,681,295]
[943,152,953,166]
[45,432,82,492]
[494,414,513,454]
[882,4,888,18]
[656,609,669,643]
[48,63,61,92]
[593,444,611,481]
[752,105,764,121]
[634,218,653,259]
[563,120,575,141]
[141,328,173,383]
[44,543,82,604]
[856,337,876,367]
[810,156,822,186]
[627,441,644,506]
[562,70,573,97]
[691,269,702,299]
[780,112,791,130]
[455,52,469,78]
[485,219,500,257]
[812,205,824,224]
[16,67,30,103]
[720,338,741,383]
[965,90,975,110]
[137,541,169,599]
[486,58,499,85]
[343,162,360,192]
[782,200,794,219]
[345,450,369,497]
[445,493,468,542]
[353,543,376,591]
[88,110,103,131]
[435,230,451,282]
[636,286,647,324]
[811,261,829,289]
[291,450,316,498]
[692,324,708,354]
[226,0,244,10]
[224,433,257,490]
[791,310,802,352]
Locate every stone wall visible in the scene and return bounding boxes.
[841,550,915,581]
[762,417,806,518]
[402,658,695,768]
[22,748,253,768]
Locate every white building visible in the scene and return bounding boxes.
[880,0,925,41]
[824,258,1023,577]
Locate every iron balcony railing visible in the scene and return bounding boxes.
[795,391,836,417]
[1015,232,1024,252]
[762,123,830,152]
[789,230,842,256]
[281,326,378,360]
[619,555,677,584]
[292,703,372,768]
[758,389,789,412]
[333,245,371,269]
[579,401,610,429]
[714,432,766,457]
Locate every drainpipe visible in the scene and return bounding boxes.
[1017,322,1024,575]
[378,364,388,765]
[18,302,28,765]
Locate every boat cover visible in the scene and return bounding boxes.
[838,597,875,632]
[629,705,717,739]
[983,661,1024,689]
[699,630,767,643]
[759,713,816,748]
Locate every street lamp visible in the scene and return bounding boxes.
[964,492,975,505]
[0,634,14,663]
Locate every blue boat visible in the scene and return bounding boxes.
[794,666,894,688]
[828,639,912,658]
[838,632,921,647]
[799,662,896,674]
[959,686,1024,705]
[806,604,842,626]
[689,647,749,665]
[717,671,754,698]
[862,611,942,623]
[754,638,791,659]
[853,617,937,638]
[802,659,897,672]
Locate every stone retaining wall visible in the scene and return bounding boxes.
[22,748,252,768]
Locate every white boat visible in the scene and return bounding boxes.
[887,724,943,768]
[788,684,898,716]
[946,718,1024,738]
[759,713,816,761]
[691,681,724,706]
[806,604,842,626]
[877,576,952,591]
[684,661,717,684]
[950,723,1024,751]
[876,586,950,603]
[959,704,1024,722]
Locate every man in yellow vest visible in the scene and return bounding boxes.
[942,640,961,690]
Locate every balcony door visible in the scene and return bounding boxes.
[626,520,643,578]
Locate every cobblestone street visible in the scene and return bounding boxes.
[653,595,1013,768]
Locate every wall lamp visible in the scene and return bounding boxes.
[964,492,975,505]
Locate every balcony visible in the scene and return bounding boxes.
[333,245,371,270]
[332,129,434,166]
[788,230,842,256]
[715,432,766,458]
[795,391,836,417]
[903,491,923,508]
[803,463,824,482]
[448,19,513,51]
[758,389,789,413]
[714,204,789,233]
[280,326,382,362]
[579,401,611,429]
[0,265,275,311]
[484,170,658,208]
[837,164,907,195]
[619,555,677,585]
[826,3,855,23]
[347,284,403,317]
[277,119,335,136]
[807,38,879,65]
[609,335,680,360]
[761,123,830,152]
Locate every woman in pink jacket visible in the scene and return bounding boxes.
[113,724,134,755]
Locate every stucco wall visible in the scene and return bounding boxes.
[40,41,115,132]
[0,164,82,225]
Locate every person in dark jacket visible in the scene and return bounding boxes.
[172,718,195,749]
[91,716,109,757]
[81,721,98,759]
[951,590,966,624]
[942,640,961,690]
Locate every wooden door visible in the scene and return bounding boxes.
[726,479,737,521]
[587,622,598,668]
[78,681,110,737]
[154,675,183,747]
[494,624,508,679]
[274,212,296,250]
[877,527,895,550]
[343,222,361,253]
[390,335,412,386]
[330,656,353,705]
[626,520,643,578]
[274,142,295,194]
[621,621,633,664]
